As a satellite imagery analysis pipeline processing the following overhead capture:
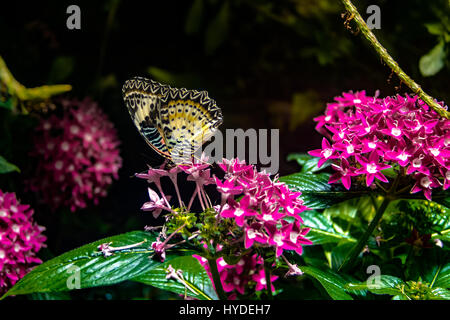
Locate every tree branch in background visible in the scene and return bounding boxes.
[340,0,449,119]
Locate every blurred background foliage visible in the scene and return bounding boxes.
[0,0,449,299]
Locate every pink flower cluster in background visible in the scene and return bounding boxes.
[194,254,278,299]
[29,98,122,211]
[309,92,449,200]
[0,190,46,295]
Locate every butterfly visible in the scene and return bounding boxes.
[122,76,223,165]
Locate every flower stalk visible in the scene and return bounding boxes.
[339,195,391,272]
[340,0,449,119]
[207,258,228,300]
[264,261,273,299]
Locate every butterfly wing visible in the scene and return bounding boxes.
[157,89,223,164]
[122,77,171,159]
[123,76,223,164]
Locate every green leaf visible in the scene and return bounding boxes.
[147,67,180,86]
[432,229,450,242]
[185,0,204,35]
[345,275,404,296]
[48,56,74,83]
[134,256,218,300]
[431,191,450,209]
[419,41,446,77]
[286,153,329,173]
[204,1,230,55]
[147,67,203,88]
[428,288,450,300]
[431,263,450,289]
[300,210,356,245]
[0,155,20,173]
[1,231,194,299]
[331,242,356,270]
[279,172,366,209]
[28,292,71,300]
[301,265,353,300]
[424,23,446,36]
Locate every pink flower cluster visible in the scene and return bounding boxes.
[138,158,312,258]
[216,159,312,257]
[194,254,278,299]
[0,190,46,295]
[29,98,122,211]
[309,91,449,200]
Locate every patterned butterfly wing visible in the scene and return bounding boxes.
[157,88,223,164]
[122,77,171,159]
[122,76,223,164]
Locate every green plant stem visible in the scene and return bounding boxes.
[264,262,273,300]
[339,195,391,272]
[340,0,449,119]
[207,258,227,300]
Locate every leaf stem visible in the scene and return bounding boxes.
[207,258,227,300]
[340,0,449,119]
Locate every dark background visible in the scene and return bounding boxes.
[0,0,448,299]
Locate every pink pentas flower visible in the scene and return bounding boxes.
[264,220,311,257]
[444,169,450,190]
[310,91,449,200]
[411,173,442,201]
[308,138,339,168]
[355,152,391,187]
[187,168,215,186]
[253,268,278,292]
[215,177,243,196]
[384,140,413,167]
[28,98,122,212]
[244,222,268,249]
[135,167,168,188]
[0,190,46,295]
[257,200,283,222]
[406,153,431,176]
[221,196,257,227]
[328,158,356,190]
[141,188,172,218]
[194,254,278,298]
[282,220,313,255]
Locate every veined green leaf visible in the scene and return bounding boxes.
[1,231,194,299]
[134,256,218,300]
[300,210,356,245]
[428,288,450,300]
[286,153,330,173]
[430,263,450,289]
[301,265,353,300]
[280,172,367,209]
[345,275,404,296]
